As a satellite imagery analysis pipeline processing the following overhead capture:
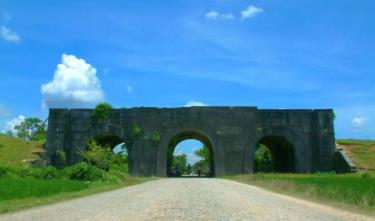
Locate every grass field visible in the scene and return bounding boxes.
[0,134,44,166]
[337,139,375,171]
[225,173,375,214]
[0,178,88,200]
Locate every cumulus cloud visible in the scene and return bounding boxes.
[41,54,104,108]
[351,116,366,128]
[241,5,263,19]
[2,115,25,135]
[184,101,208,107]
[205,10,235,20]
[0,26,20,42]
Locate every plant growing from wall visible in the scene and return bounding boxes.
[93,102,113,121]
[132,124,142,137]
[151,131,160,143]
[329,111,336,121]
[56,148,67,167]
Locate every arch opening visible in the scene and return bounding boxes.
[253,135,295,173]
[87,134,129,172]
[167,130,215,177]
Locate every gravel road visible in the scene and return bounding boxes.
[1,178,373,221]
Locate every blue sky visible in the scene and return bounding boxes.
[0,0,374,141]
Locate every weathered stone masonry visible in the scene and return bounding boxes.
[46,107,336,176]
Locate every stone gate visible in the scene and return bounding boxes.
[46,107,336,176]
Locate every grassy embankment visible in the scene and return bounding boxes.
[0,176,152,214]
[225,139,375,214]
[0,134,153,214]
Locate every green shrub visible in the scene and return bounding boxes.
[66,162,107,181]
[80,141,112,171]
[11,166,36,178]
[0,166,10,178]
[34,166,58,179]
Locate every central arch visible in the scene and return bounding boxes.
[166,129,215,177]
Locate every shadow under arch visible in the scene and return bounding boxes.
[94,134,124,150]
[167,129,215,177]
[254,135,296,173]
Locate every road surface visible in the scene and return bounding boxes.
[1,178,373,221]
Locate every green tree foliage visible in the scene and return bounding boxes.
[187,163,192,175]
[14,117,46,141]
[79,140,128,173]
[193,145,211,172]
[172,153,188,175]
[93,102,113,121]
[253,144,274,172]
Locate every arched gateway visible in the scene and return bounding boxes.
[45,107,336,176]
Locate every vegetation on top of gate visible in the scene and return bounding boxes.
[93,102,113,121]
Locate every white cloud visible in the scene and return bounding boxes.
[184,101,208,107]
[241,5,263,19]
[205,10,234,20]
[2,115,25,135]
[351,116,366,128]
[126,85,133,93]
[41,54,104,108]
[0,26,20,42]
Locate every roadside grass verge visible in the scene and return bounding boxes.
[0,176,154,214]
[0,178,88,200]
[223,173,375,214]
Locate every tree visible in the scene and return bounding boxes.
[14,117,46,141]
[187,163,192,176]
[194,145,211,171]
[253,144,274,172]
[172,153,188,175]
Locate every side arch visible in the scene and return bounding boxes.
[250,126,305,173]
[253,135,295,172]
[90,123,134,173]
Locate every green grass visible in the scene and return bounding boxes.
[0,176,154,214]
[0,134,43,166]
[224,173,375,214]
[0,178,88,200]
[337,139,375,146]
[337,139,375,171]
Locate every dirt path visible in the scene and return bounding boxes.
[1,178,373,221]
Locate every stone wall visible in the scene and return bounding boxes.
[46,107,336,176]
